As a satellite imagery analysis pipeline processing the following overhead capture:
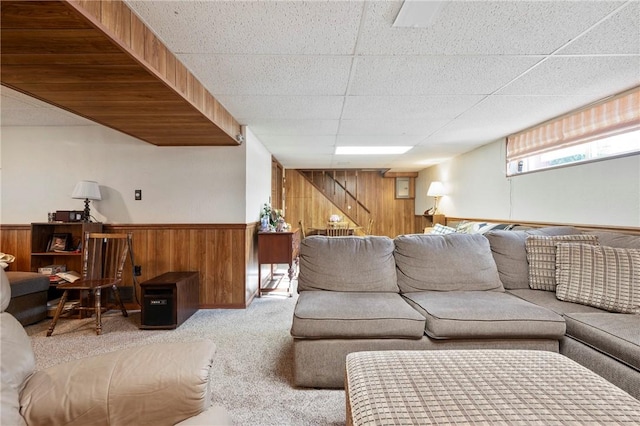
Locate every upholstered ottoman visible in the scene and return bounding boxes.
[345,350,640,425]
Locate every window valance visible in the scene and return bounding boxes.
[507,87,640,162]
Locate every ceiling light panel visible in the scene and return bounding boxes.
[358,1,621,55]
[126,1,363,55]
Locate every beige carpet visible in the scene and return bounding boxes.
[25,275,345,426]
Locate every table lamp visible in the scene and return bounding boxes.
[72,180,101,222]
[427,181,445,215]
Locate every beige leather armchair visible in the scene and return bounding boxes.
[0,269,230,426]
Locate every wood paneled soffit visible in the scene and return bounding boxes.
[0,0,241,147]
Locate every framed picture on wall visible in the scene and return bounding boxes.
[395,177,411,199]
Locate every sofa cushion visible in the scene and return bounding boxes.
[291,291,426,339]
[564,312,640,372]
[525,234,599,291]
[297,236,398,292]
[583,231,640,249]
[507,289,606,315]
[5,272,50,298]
[556,243,640,314]
[485,226,582,290]
[394,234,503,293]
[403,291,566,340]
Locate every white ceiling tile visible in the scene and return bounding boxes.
[558,2,640,55]
[342,95,484,120]
[5,2,638,171]
[330,155,398,169]
[498,57,640,97]
[336,134,425,147]
[126,0,363,55]
[339,118,452,137]
[258,135,335,150]
[349,56,543,96]
[275,154,333,169]
[180,54,353,96]
[455,94,597,134]
[357,1,622,55]
[424,94,596,146]
[249,119,339,136]
[215,95,344,121]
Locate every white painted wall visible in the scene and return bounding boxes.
[244,127,273,223]
[0,125,272,224]
[417,139,640,227]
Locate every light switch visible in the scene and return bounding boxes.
[135,189,142,200]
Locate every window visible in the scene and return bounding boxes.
[508,128,640,175]
[506,87,639,176]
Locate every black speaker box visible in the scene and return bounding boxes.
[142,289,174,327]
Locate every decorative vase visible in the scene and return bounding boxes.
[276,217,286,232]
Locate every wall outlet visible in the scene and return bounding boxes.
[134,265,142,276]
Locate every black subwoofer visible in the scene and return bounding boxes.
[142,288,174,327]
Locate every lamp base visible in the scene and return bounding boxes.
[83,198,91,222]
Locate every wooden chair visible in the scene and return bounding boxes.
[365,218,375,235]
[326,222,350,237]
[298,220,306,239]
[47,233,131,336]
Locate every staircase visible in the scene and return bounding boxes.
[298,170,372,232]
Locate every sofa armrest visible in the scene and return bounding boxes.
[20,340,217,425]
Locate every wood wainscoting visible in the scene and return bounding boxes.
[0,223,260,309]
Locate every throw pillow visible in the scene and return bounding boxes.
[430,223,456,235]
[525,234,599,291]
[556,243,640,314]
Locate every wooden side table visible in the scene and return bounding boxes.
[139,271,199,329]
[257,229,300,297]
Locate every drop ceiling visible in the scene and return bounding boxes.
[2,0,639,171]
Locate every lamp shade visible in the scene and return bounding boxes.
[71,180,102,200]
[427,181,445,197]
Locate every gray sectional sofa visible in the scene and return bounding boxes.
[290,227,639,400]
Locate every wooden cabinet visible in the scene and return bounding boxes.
[30,222,103,276]
[257,229,300,297]
[416,214,446,233]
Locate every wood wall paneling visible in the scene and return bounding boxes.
[0,224,255,309]
[285,170,416,238]
[0,225,31,272]
[1,0,240,147]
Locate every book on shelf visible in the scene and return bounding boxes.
[38,264,66,275]
[56,271,81,283]
[49,275,65,284]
